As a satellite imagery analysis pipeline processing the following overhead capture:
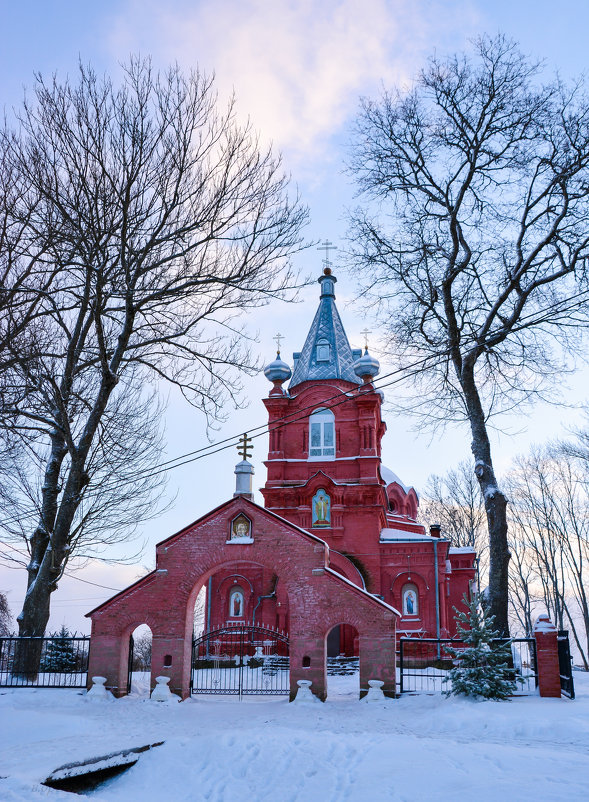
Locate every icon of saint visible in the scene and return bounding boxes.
[231,517,251,539]
[312,490,330,525]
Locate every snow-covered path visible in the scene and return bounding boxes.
[1,674,588,801]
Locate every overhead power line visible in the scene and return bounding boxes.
[1,284,588,532]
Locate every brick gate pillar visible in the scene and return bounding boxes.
[87,630,128,697]
[359,631,396,699]
[289,634,327,701]
[151,635,192,699]
[533,614,561,698]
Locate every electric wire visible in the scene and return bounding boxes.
[0,348,443,531]
[1,283,588,572]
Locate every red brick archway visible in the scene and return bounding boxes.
[87,496,399,700]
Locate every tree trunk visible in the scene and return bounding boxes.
[461,362,510,636]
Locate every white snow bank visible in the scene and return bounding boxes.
[0,674,588,801]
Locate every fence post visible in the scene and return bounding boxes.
[533,614,561,698]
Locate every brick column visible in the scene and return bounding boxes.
[533,614,561,698]
[359,631,396,699]
[87,630,128,697]
[289,634,326,702]
[151,635,189,698]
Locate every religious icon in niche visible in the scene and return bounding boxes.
[229,587,245,617]
[312,489,331,526]
[402,585,418,616]
[230,514,252,540]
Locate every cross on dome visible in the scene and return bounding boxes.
[317,239,338,271]
[237,433,253,460]
[360,328,372,351]
[273,332,284,355]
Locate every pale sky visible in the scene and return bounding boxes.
[2,1,589,631]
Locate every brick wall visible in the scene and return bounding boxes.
[88,496,398,700]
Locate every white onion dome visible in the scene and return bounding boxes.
[353,347,380,381]
[264,352,292,384]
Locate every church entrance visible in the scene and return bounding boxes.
[190,624,289,697]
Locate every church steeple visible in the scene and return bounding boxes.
[289,267,362,389]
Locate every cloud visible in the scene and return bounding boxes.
[107,0,480,169]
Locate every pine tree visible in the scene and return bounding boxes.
[39,626,78,673]
[443,593,523,700]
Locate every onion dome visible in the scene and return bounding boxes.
[353,347,380,383]
[264,351,291,395]
[264,352,291,383]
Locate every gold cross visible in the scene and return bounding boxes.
[273,332,284,354]
[317,239,338,269]
[237,433,253,460]
[360,328,371,350]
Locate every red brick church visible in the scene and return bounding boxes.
[207,266,476,650]
[87,265,476,699]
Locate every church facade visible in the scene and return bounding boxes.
[87,264,476,698]
[206,267,476,651]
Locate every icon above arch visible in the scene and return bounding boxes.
[229,513,253,542]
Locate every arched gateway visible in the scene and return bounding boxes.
[87,262,476,700]
[87,492,398,700]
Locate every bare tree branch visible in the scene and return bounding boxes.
[346,35,589,634]
[0,59,308,638]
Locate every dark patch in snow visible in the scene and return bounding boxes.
[43,741,163,794]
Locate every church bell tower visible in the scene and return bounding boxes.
[261,266,391,593]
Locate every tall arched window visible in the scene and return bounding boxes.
[309,408,335,459]
[402,583,419,616]
[316,338,330,362]
[229,587,245,618]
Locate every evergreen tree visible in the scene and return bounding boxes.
[40,626,78,673]
[444,593,523,700]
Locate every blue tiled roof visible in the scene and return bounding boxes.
[289,270,362,388]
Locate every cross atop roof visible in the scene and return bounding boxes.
[273,332,284,355]
[237,433,253,461]
[317,239,337,270]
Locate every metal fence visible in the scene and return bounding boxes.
[0,635,90,688]
[399,637,538,695]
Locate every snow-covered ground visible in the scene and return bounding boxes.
[1,673,588,802]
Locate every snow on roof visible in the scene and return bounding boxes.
[380,528,433,542]
[380,465,410,492]
[323,566,400,617]
[448,546,477,554]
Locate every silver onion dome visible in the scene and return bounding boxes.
[353,348,380,381]
[264,352,292,384]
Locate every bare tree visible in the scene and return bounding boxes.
[507,524,536,637]
[347,35,589,634]
[507,446,589,668]
[420,460,488,575]
[0,377,167,570]
[0,60,307,640]
[132,631,152,672]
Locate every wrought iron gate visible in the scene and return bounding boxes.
[557,630,575,700]
[191,624,289,696]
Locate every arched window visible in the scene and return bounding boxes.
[316,338,330,362]
[229,587,245,618]
[309,408,335,459]
[402,584,419,616]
